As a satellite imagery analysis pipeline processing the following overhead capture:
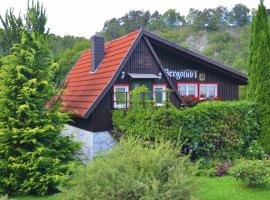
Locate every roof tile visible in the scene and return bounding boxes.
[62,30,140,117]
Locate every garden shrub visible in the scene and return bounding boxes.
[196,159,231,177]
[62,138,197,200]
[216,161,232,177]
[246,140,267,160]
[113,97,260,161]
[229,159,270,188]
[0,195,9,200]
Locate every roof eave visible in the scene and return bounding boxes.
[141,29,248,85]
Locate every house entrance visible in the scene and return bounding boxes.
[130,80,152,100]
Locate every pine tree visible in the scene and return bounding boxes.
[247,0,270,152]
[0,31,79,195]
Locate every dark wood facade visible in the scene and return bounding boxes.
[70,30,247,132]
[152,45,240,100]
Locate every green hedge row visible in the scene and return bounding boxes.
[113,101,260,160]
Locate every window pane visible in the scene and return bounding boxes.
[155,90,163,104]
[200,85,207,98]
[208,85,216,97]
[179,85,186,96]
[115,88,125,92]
[188,85,196,96]
[114,86,128,108]
[200,84,217,98]
[153,86,166,106]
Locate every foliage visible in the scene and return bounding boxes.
[246,140,267,160]
[229,159,270,188]
[100,4,252,40]
[0,195,10,200]
[13,195,60,200]
[229,4,250,27]
[113,95,260,161]
[0,9,24,55]
[247,0,270,152]
[216,161,232,177]
[187,7,229,31]
[52,37,89,88]
[0,0,48,56]
[25,0,47,34]
[0,31,80,195]
[162,9,185,28]
[62,138,197,200]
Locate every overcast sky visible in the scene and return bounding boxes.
[0,0,269,38]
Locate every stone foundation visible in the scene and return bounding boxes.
[61,124,116,163]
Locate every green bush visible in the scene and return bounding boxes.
[229,159,270,188]
[62,138,197,200]
[113,99,260,161]
[0,195,9,200]
[246,140,267,160]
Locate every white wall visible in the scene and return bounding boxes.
[61,124,116,163]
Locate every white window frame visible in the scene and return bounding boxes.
[153,85,166,106]
[113,85,129,108]
[177,83,198,97]
[199,83,218,99]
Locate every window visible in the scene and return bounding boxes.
[199,84,218,98]
[199,73,206,81]
[178,83,198,97]
[153,85,166,106]
[113,85,129,108]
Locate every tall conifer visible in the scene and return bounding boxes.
[247,0,270,152]
[0,31,79,195]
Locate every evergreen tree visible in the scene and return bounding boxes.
[247,0,270,152]
[0,9,24,55]
[0,31,79,195]
[0,0,48,56]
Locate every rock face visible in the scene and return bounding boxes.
[186,32,208,53]
[61,124,116,163]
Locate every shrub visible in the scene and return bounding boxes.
[0,195,9,200]
[246,140,267,160]
[196,159,231,177]
[216,161,232,177]
[113,100,260,161]
[229,159,270,188]
[62,138,197,200]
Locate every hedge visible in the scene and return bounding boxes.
[113,101,260,161]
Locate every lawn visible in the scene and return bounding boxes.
[12,176,270,200]
[197,176,270,200]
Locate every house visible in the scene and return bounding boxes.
[60,29,247,161]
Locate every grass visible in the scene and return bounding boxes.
[11,176,270,200]
[12,194,61,200]
[197,176,270,200]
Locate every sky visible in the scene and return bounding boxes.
[0,0,269,38]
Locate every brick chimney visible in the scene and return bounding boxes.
[91,35,104,72]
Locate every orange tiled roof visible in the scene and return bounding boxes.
[61,30,140,117]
